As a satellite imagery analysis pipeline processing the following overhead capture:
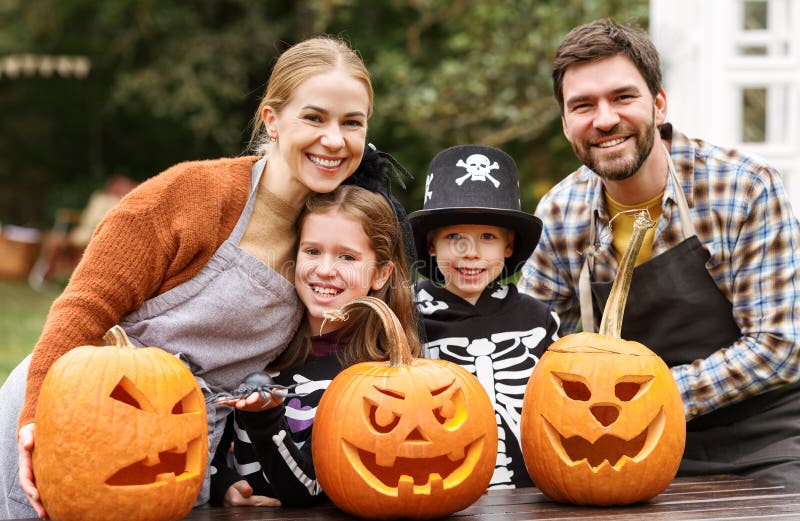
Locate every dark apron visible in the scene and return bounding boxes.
[579,145,800,485]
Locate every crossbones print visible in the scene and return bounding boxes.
[424,172,434,203]
[455,153,500,187]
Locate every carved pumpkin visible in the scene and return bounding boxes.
[312,297,497,520]
[520,212,685,505]
[33,326,208,521]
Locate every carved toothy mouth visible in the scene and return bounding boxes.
[542,407,665,471]
[341,437,486,496]
[105,438,204,486]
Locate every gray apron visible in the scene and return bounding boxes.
[578,146,800,485]
[0,157,301,518]
[118,155,303,504]
[0,355,35,520]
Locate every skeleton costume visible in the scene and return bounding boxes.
[416,279,559,488]
[409,145,560,488]
[210,334,341,507]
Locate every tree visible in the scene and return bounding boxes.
[0,0,300,226]
[0,0,648,227]
[319,0,649,210]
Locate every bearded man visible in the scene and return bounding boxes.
[520,18,800,486]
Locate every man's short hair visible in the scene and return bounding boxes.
[552,18,662,113]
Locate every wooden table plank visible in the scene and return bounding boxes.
[449,493,800,520]
[9,475,798,520]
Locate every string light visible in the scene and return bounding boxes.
[0,54,91,79]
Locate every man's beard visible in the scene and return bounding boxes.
[573,113,656,182]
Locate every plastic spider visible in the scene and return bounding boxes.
[207,371,303,405]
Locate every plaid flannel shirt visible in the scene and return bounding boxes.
[520,124,800,420]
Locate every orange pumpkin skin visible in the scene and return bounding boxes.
[520,332,686,505]
[33,328,208,521]
[312,298,497,521]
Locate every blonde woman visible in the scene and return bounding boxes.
[0,36,378,519]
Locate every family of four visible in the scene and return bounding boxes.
[1,17,798,519]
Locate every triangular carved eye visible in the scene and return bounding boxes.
[109,376,155,412]
[171,389,203,414]
[551,372,591,401]
[615,375,654,401]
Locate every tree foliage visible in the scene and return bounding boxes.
[0,0,647,227]
[330,0,649,209]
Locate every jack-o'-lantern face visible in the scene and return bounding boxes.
[34,331,208,521]
[344,366,489,496]
[520,332,686,506]
[102,372,206,488]
[313,359,497,520]
[540,370,666,470]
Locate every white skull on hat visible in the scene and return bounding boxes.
[455,153,500,187]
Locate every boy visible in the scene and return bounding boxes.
[409,144,560,489]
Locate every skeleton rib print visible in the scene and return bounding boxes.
[415,280,559,489]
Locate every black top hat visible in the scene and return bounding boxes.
[408,144,542,281]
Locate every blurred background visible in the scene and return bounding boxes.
[1,0,649,230]
[2,0,798,384]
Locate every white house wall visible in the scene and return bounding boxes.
[651,0,800,218]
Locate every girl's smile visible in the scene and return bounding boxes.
[295,212,391,334]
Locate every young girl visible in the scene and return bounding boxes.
[211,183,420,507]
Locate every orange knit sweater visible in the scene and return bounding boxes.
[19,156,260,428]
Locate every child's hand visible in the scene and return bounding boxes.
[224,480,281,507]
[216,390,284,412]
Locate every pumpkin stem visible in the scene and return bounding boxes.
[598,211,656,338]
[323,296,414,367]
[103,325,134,348]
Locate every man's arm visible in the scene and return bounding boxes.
[671,166,800,419]
[519,224,582,335]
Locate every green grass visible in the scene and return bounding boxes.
[0,280,61,386]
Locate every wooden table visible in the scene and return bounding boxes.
[14,474,800,520]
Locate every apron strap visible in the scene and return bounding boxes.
[229,155,268,244]
[663,142,696,238]
[579,248,598,332]
[578,142,695,332]
[579,210,599,332]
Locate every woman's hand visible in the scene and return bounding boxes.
[217,390,284,413]
[224,480,281,507]
[18,423,48,519]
